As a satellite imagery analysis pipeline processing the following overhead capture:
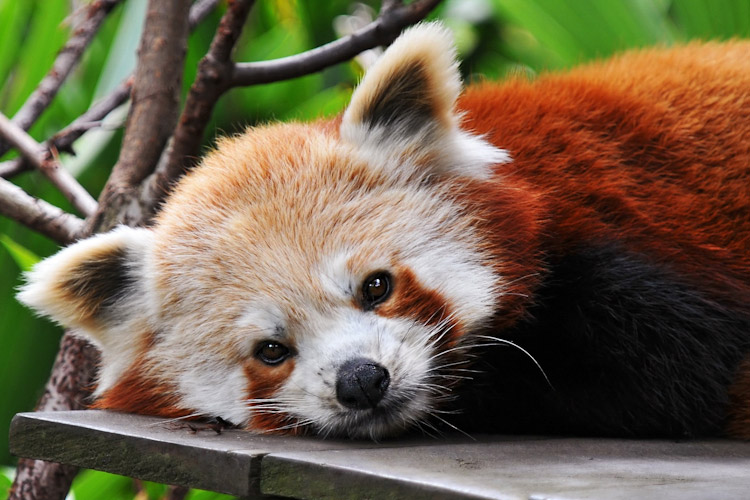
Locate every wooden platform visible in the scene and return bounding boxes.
[9,410,750,499]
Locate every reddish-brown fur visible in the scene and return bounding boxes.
[460,43,749,275]
[94,332,194,419]
[244,359,298,432]
[379,267,454,327]
[93,367,190,419]
[458,42,750,436]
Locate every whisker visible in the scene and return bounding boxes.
[434,374,474,381]
[147,412,209,427]
[473,335,554,389]
[503,272,540,287]
[429,413,476,441]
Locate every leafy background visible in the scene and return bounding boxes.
[1,0,748,498]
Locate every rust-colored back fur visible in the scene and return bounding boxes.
[458,42,750,437]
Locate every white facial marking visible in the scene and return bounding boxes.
[342,123,511,181]
[317,251,356,299]
[237,301,286,347]
[263,223,499,438]
[178,363,250,425]
[275,310,436,438]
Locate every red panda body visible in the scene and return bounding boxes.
[19,25,750,439]
[453,42,750,437]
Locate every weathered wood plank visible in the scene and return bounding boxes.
[9,410,364,497]
[261,438,750,500]
[10,410,750,500]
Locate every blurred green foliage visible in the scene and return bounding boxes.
[1,0,748,497]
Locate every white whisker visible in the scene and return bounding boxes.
[473,335,554,389]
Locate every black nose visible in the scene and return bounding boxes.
[336,357,391,410]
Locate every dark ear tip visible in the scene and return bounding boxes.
[63,246,138,320]
[341,22,461,135]
[363,62,436,132]
[337,23,508,180]
[16,226,152,333]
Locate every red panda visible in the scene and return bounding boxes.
[18,23,750,439]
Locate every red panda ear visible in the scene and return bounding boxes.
[17,226,154,348]
[340,22,509,179]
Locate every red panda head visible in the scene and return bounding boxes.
[18,23,514,438]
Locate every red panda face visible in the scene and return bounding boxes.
[18,23,511,438]
[142,127,501,437]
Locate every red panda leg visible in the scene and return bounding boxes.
[728,356,750,439]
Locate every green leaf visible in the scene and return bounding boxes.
[491,0,675,70]
[671,0,750,39]
[70,470,135,500]
[0,467,13,498]
[3,1,69,116]
[186,488,237,500]
[0,1,34,91]
[0,234,41,272]
[285,84,352,121]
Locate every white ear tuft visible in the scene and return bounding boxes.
[340,22,509,179]
[17,226,155,347]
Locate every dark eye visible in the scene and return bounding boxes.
[361,271,392,310]
[255,341,290,365]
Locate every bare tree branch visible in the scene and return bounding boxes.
[140,0,441,216]
[86,0,193,233]
[0,78,134,179]
[0,112,97,217]
[48,0,218,160]
[0,177,85,245]
[0,161,16,178]
[189,0,222,28]
[165,485,191,500]
[51,79,134,154]
[8,2,198,498]
[231,0,442,86]
[0,159,26,179]
[0,0,124,158]
[140,0,256,216]
[0,1,221,180]
[8,334,99,500]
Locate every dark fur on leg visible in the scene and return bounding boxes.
[454,244,750,437]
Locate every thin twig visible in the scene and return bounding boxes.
[56,0,218,159]
[0,0,221,180]
[188,0,222,28]
[0,78,134,179]
[0,177,85,245]
[0,160,19,178]
[141,0,441,216]
[231,0,442,86]
[51,77,135,155]
[0,112,97,217]
[0,0,124,158]
[53,0,219,155]
[140,0,256,216]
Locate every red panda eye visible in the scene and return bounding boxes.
[255,341,290,365]
[361,272,392,310]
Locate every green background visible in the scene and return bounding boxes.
[1,0,748,497]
